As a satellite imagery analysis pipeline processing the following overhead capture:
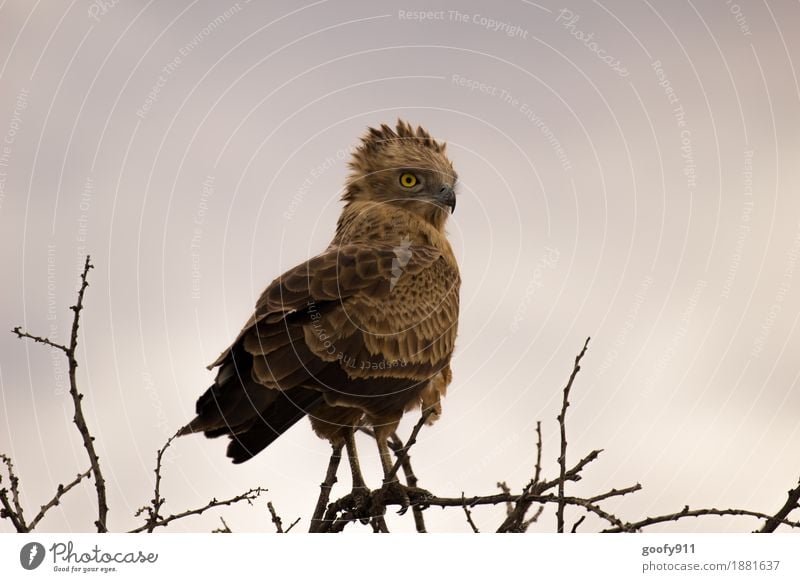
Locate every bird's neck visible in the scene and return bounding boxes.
[334,201,449,248]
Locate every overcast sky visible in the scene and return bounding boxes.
[1,0,799,533]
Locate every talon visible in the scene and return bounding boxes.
[349,486,372,523]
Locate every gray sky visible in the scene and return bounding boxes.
[1,0,799,533]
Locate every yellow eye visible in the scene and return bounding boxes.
[399,173,418,188]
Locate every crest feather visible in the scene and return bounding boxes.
[360,119,446,153]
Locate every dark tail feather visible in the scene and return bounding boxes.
[179,346,324,462]
[226,387,324,464]
[177,350,275,438]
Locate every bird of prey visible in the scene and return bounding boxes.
[179,120,460,505]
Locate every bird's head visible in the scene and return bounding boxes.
[343,120,457,229]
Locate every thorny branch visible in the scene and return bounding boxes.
[309,442,343,533]
[268,501,300,533]
[28,468,93,531]
[128,487,267,533]
[557,336,590,533]
[11,255,108,532]
[132,432,268,533]
[757,479,800,533]
[3,255,266,534]
[388,431,427,533]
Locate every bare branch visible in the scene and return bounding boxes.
[462,492,479,533]
[758,478,800,533]
[604,505,800,533]
[385,410,432,483]
[212,517,232,533]
[68,256,108,532]
[11,327,67,352]
[588,484,643,504]
[14,256,109,532]
[0,454,26,531]
[389,431,427,533]
[140,433,178,533]
[571,514,586,532]
[268,501,293,533]
[522,505,544,530]
[497,481,514,517]
[534,421,543,485]
[557,336,590,533]
[28,468,92,530]
[309,442,343,533]
[127,488,267,533]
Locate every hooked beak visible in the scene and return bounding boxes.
[436,185,456,214]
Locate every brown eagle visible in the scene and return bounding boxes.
[179,120,460,498]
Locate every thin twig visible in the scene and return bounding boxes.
[462,492,480,532]
[284,517,301,533]
[389,431,427,533]
[268,501,285,533]
[0,454,26,531]
[385,410,431,482]
[14,256,109,532]
[28,468,92,530]
[534,421,543,485]
[0,490,25,532]
[557,337,590,533]
[309,442,343,533]
[127,488,267,532]
[497,481,514,517]
[142,433,178,532]
[522,506,544,530]
[11,328,67,352]
[604,505,800,533]
[758,478,800,533]
[571,514,586,532]
[212,517,232,533]
[587,484,643,503]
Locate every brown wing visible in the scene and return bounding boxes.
[179,242,450,462]
[208,242,443,369]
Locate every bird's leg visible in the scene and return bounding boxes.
[378,436,397,484]
[374,432,413,515]
[374,428,433,516]
[342,427,371,520]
